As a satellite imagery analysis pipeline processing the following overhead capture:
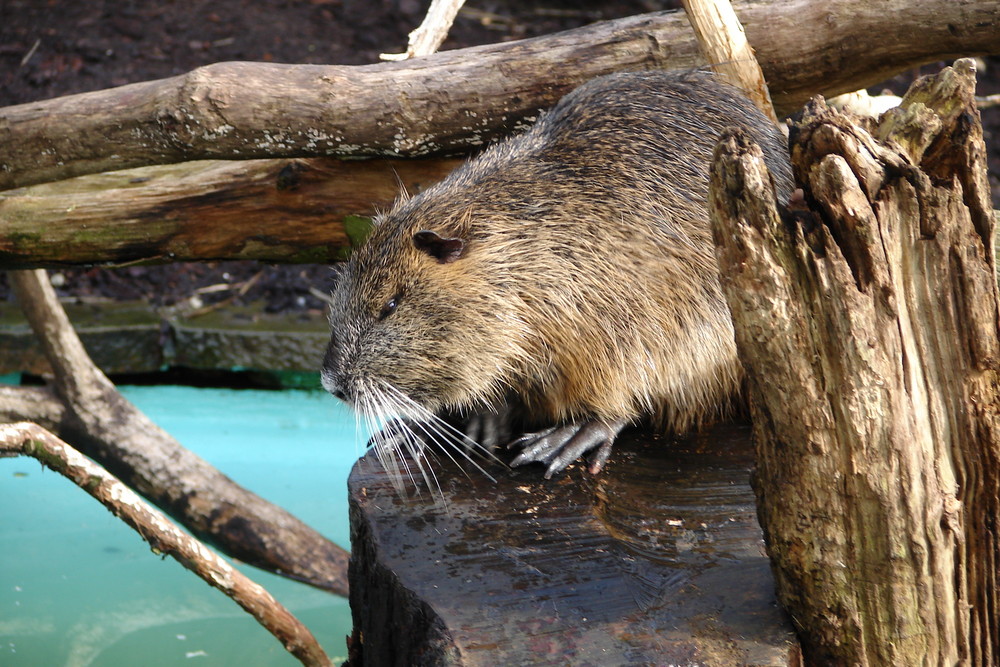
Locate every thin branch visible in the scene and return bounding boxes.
[380,0,467,61]
[681,0,778,123]
[8,268,350,595]
[978,93,1000,110]
[0,421,331,667]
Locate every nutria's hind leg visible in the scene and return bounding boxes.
[509,418,628,478]
[462,407,515,449]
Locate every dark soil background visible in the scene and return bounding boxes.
[2,0,998,314]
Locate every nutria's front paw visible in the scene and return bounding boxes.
[509,418,627,478]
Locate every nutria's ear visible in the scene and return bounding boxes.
[413,230,466,264]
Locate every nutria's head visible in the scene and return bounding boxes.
[321,194,533,425]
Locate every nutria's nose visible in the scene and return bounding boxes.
[320,364,348,402]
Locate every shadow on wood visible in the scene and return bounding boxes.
[348,422,800,666]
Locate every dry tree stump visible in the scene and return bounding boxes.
[710,59,1000,664]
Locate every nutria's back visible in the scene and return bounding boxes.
[323,70,794,476]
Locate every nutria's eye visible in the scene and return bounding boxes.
[379,293,402,320]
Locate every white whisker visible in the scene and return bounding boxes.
[348,379,504,495]
[380,383,503,474]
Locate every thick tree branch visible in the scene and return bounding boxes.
[0,384,63,430]
[0,422,331,667]
[1,0,997,191]
[0,157,461,267]
[8,269,350,595]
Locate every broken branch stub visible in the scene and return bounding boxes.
[710,59,1000,664]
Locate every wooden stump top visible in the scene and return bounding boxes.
[347,422,800,666]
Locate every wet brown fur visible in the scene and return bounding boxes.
[323,70,793,436]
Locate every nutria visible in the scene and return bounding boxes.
[322,69,794,482]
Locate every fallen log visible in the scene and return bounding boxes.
[0,157,461,267]
[710,59,1000,664]
[2,0,998,191]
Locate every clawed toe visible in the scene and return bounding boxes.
[509,419,627,478]
[509,425,572,466]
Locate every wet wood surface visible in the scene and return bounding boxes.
[347,422,800,666]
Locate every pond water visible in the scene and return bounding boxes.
[0,383,364,666]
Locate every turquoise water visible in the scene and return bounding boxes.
[0,385,365,666]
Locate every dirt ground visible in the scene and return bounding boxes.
[2,0,998,312]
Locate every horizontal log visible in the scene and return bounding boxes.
[3,155,999,269]
[0,157,461,267]
[2,0,997,191]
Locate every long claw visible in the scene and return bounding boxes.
[509,425,573,467]
[587,440,614,475]
[509,419,627,477]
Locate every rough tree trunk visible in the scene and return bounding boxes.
[1,0,997,191]
[709,59,1000,664]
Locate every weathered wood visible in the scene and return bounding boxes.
[709,59,1000,663]
[2,0,997,191]
[0,157,461,267]
[0,385,63,429]
[380,0,467,61]
[348,424,801,666]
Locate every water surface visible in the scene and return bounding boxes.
[1,385,361,666]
